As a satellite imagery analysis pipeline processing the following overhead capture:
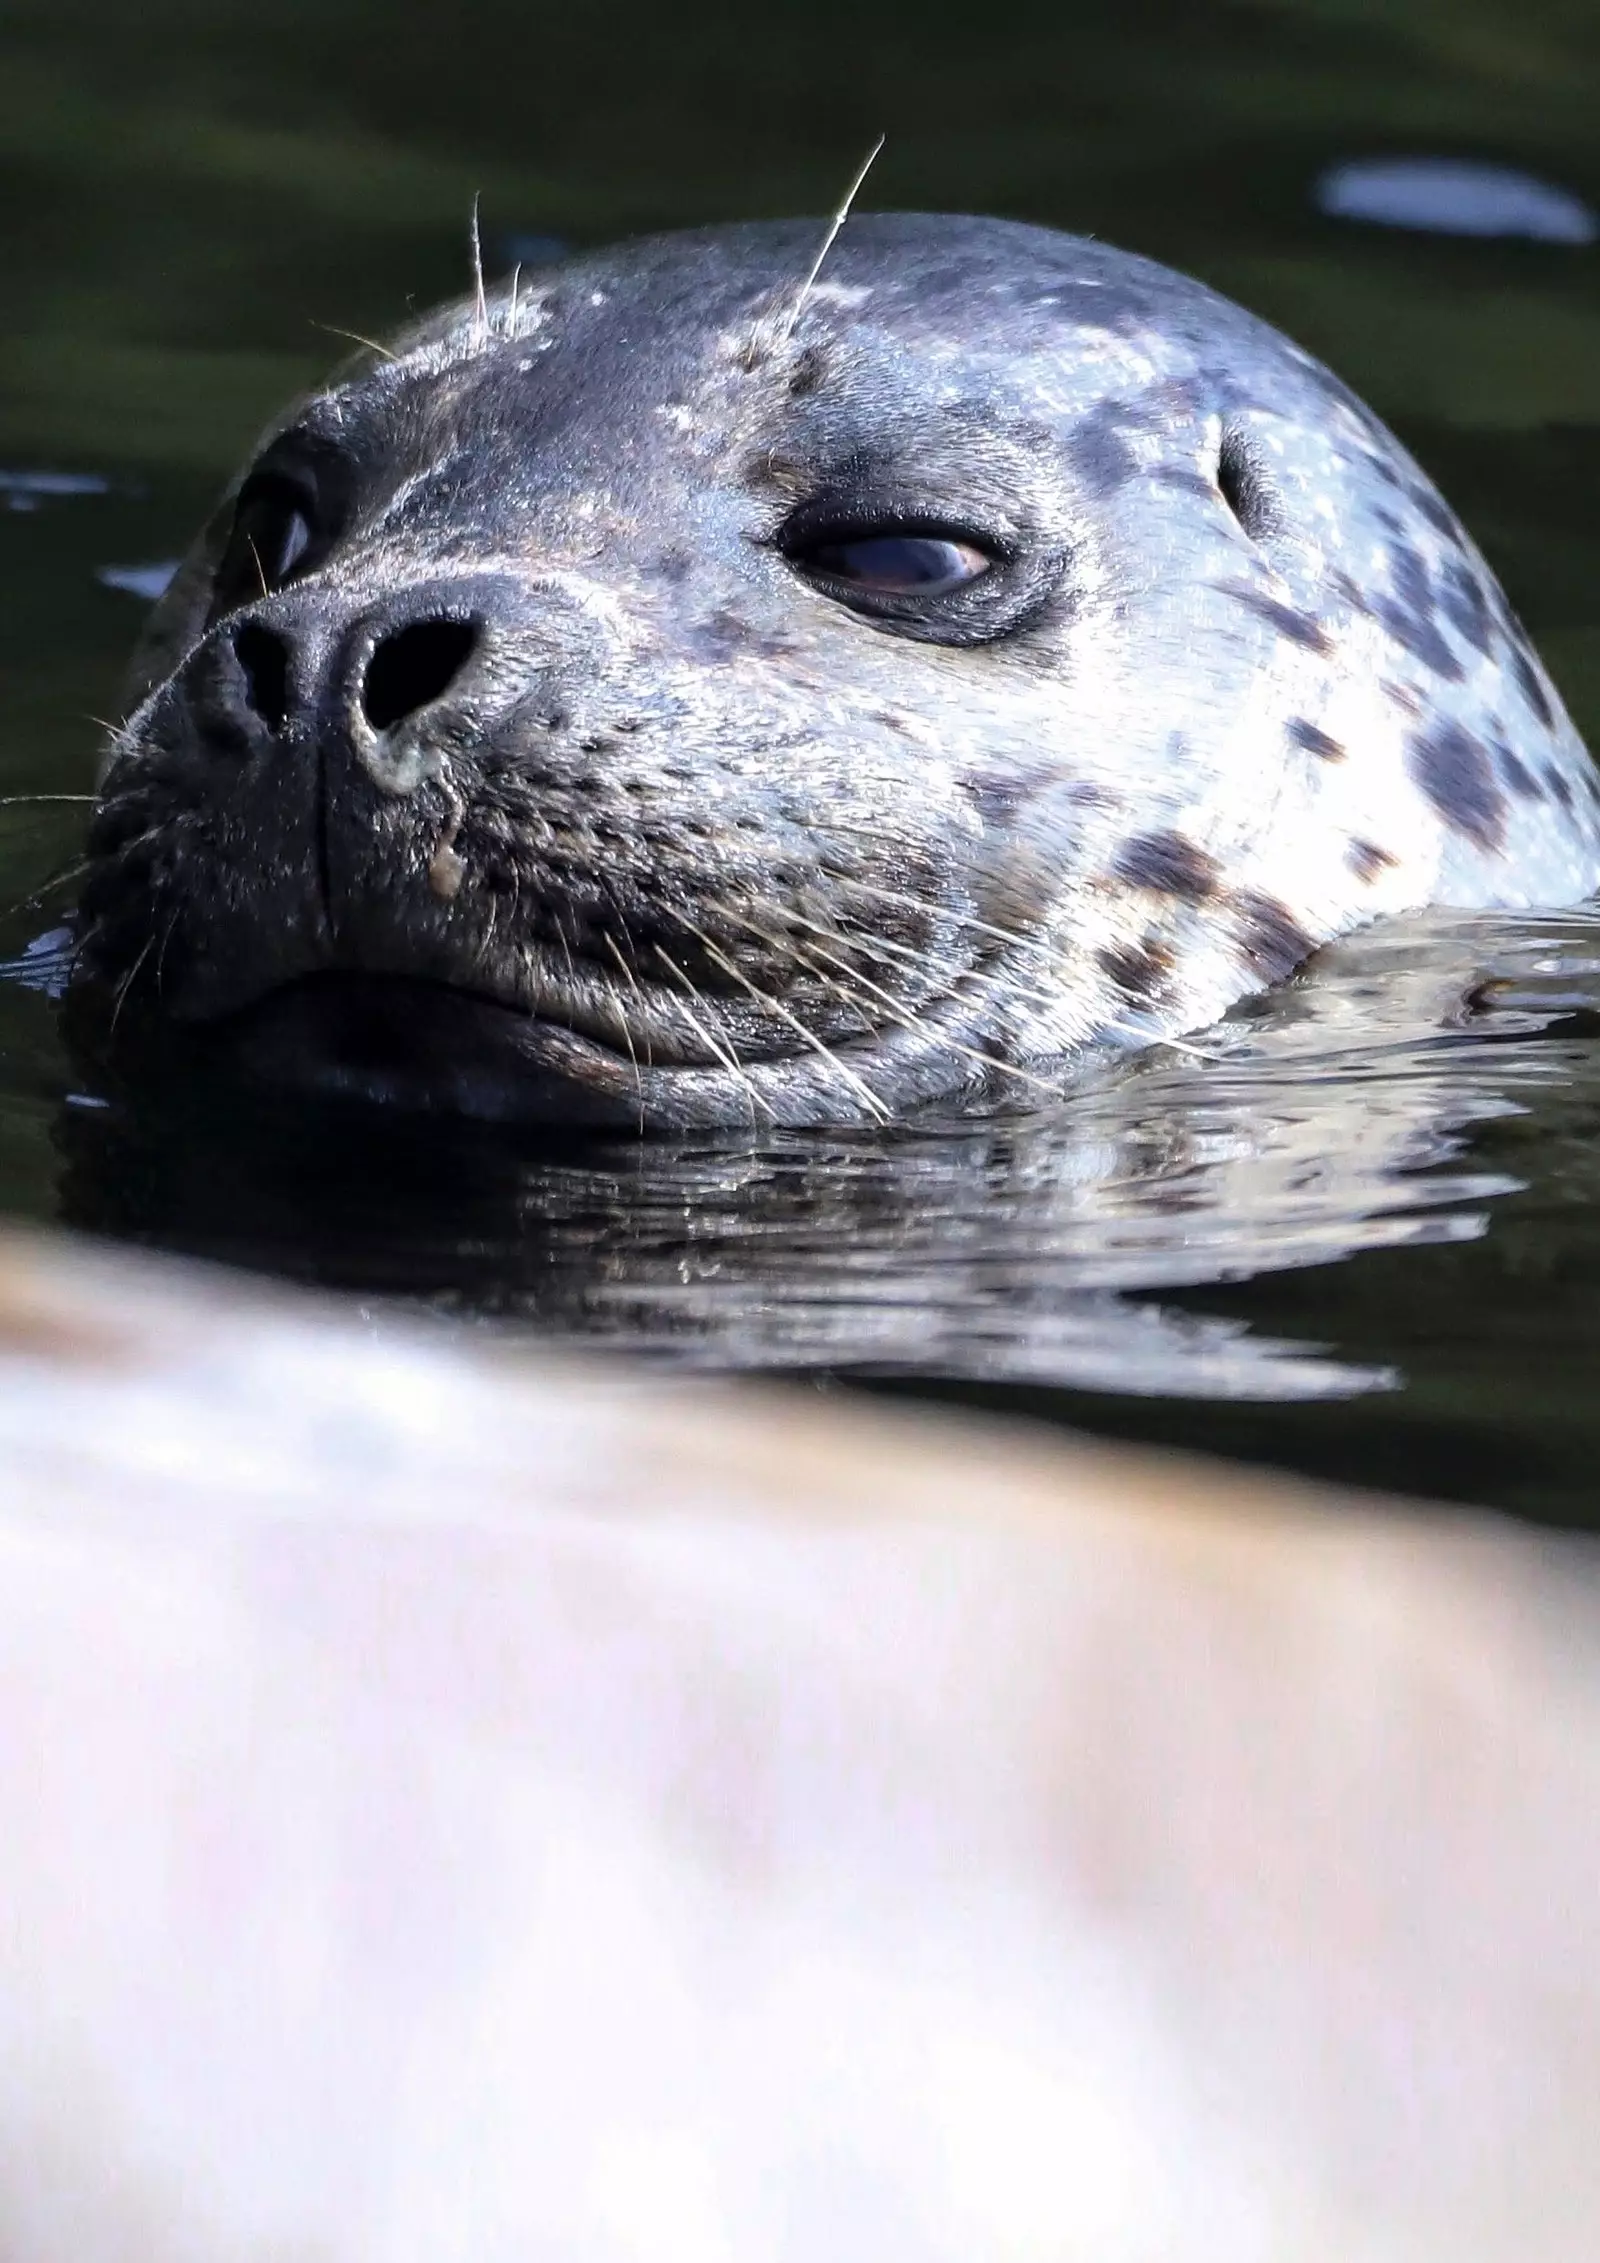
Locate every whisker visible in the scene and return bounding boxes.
[827,871,1042,958]
[598,932,647,1125]
[107,935,156,1036]
[0,794,97,809]
[469,192,489,348]
[310,320,398,363]
[778,134,887,346]
[1,856,93,925]
[715,902,1065,1102]
[783,933,1067,1101]
[650,944,774,1125]
[770,895,1069,1019]
[671,915,890,1124]
[153,909,180,997]
[598,924,655,1075]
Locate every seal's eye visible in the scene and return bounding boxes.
[213,472,322,613]
[794,532,992,596]
[775,503,1045,645]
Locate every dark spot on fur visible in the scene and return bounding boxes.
[653,546,693,584]
[691,609,796,663]
[1067,401,1139,498]
[1545,766,1575,811]
[1150,465,1216,500]
[1097,939,1175,1002]
[1362,450,1403,488]
[1371,543,1465,682]
[1067,780,1118,811]
[788,346,827,398]
[1494,740,1541,798]
[1218,581,1336,656]
[1510,644,1556,730]
[1287,717,1345,763]
[1382,679,1423,716]
[1407,719,1507,851]
[1112,828,1220,902]
[1438,561,1496,659]
[964,774,1025,827]
[1347,838,1398,884]
[1329,569,1375,618]
[1404,480,1462,542]
[1232,890,1313,981]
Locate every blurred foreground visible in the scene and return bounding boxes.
[0,1227,1596,2258]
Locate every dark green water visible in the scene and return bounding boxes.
[5,0,1600,1520]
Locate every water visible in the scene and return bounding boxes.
[4,0,1600,1523]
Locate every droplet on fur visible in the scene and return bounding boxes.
[428,842,465,900]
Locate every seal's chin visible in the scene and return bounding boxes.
[199,973,654,1129]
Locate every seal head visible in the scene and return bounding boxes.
[76,214,1600,1127]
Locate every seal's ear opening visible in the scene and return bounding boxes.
[1216,426,1287,546]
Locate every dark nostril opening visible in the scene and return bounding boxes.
[361,617,479,733]
[233,622,291,733]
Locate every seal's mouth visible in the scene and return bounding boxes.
[82,950,1036,1132]
[194,972,667,1129]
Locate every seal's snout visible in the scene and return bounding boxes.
[196,575,497,795]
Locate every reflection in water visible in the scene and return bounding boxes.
[96,560,177,601]
[1315,156,1598,243]
[0,469,111,511]
[46,911,1600,1406]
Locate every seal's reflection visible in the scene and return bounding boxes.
[55,909,1600,1404]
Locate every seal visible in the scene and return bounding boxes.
[73,213,1600,1129]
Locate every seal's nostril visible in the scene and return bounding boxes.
[362,618,479,733]
[233,622,291,733]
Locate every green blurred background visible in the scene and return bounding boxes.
[4,0,1599,783]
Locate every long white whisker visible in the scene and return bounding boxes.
[469,193,488,348]
[108,935,156,1036]
[783,930,1067,1100]
[830,871,1042,957]
[777,134,886,346]
[651,944,774,1125]
[672,916,890,1123]
[771,894,1071,1019]
[598,932,648,1125]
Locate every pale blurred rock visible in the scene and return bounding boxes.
[0,1225,1596,2261]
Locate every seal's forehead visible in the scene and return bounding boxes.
[374,213,1283,405]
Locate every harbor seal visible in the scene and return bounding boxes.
[73,213,1600,1128]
